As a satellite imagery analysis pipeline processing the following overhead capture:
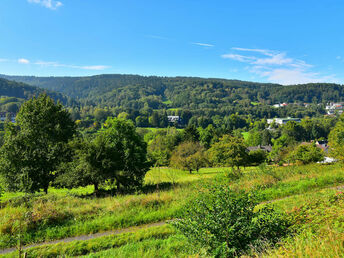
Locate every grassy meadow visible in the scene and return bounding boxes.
[1,163,344,257]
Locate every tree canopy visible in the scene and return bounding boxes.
[0,94,75,193]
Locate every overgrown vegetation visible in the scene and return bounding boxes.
[172,184,291,257]
[1,92,344,257]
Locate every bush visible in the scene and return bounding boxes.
[248,149,267,165]
[171,184,291,257]
[288,143,324,165]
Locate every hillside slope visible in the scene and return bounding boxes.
[0,78,74,106]
[1,74,344,109]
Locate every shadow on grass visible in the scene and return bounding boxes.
[66,182,177,199]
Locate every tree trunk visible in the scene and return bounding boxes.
[94,182,99,195]
[116,180,121,194]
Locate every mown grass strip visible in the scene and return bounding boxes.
[1,225,175,258]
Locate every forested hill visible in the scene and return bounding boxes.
[1,74,344,109]
[0,78,73,105]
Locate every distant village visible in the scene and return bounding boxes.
[272,102,344,115]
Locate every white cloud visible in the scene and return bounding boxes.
[28,0,63,10]
[81,65,109,70]
[221,53,255,62]
[192,42,214,47]
[35,60,109,70]
[18,58,30,64]
[222,47,338,85]
[145,35,169,40]
[232,47,276,56]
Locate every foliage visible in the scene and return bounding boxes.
[208,135,248,168]
[172,184,291,257]
[146,128,182,166]
[282,121,305,142]
[287,143,324,164]
[0,94,75,193]
[248,149,267,165]
[2,163,344,252]
[0,78,70,105]
[269,135,293,164]
[182,124,199,142]
[328,114,344,161]
[170,141,208,173]
[3,74,341,130]
[246,129,262,146]
[56,118,150,193]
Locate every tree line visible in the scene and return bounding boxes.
[1,94,344,195]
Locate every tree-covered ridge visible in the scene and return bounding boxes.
[2,74,344,109]
[0,77,74,106]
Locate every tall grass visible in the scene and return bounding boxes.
[1,163,344,253]
[2,225,177,258]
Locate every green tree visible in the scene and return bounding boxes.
[269,135,292,164]
[147,135,172,166]
[57,118,150,194]
[246,129,262,146]
[198,124,217,148]
[94,108,111,123]
[208,135,248,169]
[248,149,267,165]
[287,143,324,164]
[170,142,207,173]
[328,115,344,161]
[135,115,148,127]
[0,94,75,193]
[282,121,305,142]
[183,124,200,142]
[261,129,272,146]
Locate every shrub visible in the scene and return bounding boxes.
[171,184,291,257]
[287,143,324,165]
[248,149,267,166]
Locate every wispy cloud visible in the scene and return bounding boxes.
[34,60,110,70]
[28,0,63,10]
[18,58,30,64]
[222,47,338,85]
[81,65,109,70]
[192,42,214,47]
[145,35,170,40]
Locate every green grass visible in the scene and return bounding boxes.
[1,225,177,258]
[2,163,344,257]
[242,131,249,140]
[81,235,201,258]
[162,100,172,105]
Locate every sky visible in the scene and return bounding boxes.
[0,0,344,84]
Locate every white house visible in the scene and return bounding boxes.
[267,117,301,125]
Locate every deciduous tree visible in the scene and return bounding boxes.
[0,94,75,193]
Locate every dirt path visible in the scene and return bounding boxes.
[0,221,167,255]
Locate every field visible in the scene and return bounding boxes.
[1,164,344,257]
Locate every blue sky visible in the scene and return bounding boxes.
[0,0,344,84]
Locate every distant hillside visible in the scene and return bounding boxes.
[1,74,344,109]
[0,77,73,106]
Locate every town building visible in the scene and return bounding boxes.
[267,117,301,125]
